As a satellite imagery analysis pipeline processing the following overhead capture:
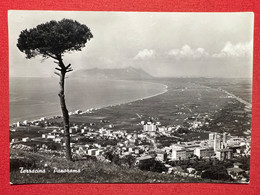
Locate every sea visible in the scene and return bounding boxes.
[9,77,167,124]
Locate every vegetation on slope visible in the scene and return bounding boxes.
[10,149,207,184]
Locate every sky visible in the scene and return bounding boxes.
[8,11,254,78]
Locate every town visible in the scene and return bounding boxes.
[10,103,251,183]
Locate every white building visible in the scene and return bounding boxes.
[99,128,107,134]
[171,144,185,151]
[194,147,214,159]
[109,124,114,128]
[172,149,187,160]
[54,137,62,143]
[40,117,46,121]
[75,110,82,114]
[87,149,101,156]
[69,128,77,134]
[23,120,28,125]
[158,126,166,133]
[16,122,21,127]
[47,134,55,139]
[143,124,156,132]
[156,151,167,162]
[22,137,30,142]
[11,138,19,143]
[227,137,244,146]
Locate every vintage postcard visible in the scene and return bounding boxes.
[9,11,253,184]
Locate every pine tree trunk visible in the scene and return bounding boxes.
[59,70,73,161]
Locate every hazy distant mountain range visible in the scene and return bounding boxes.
[72,67,153,80]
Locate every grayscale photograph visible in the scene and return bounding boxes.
[9,11,253,184]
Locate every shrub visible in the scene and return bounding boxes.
[201,168,232,181]
[10,158,37,170]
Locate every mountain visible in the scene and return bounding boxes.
[71,67,153,80]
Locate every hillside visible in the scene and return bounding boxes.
[10,149,206,184]
[72,67,153,80]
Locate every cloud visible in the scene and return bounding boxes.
[134,49,155,60]
[213,41,253,58]
[167,41,253,60]
[168,45,209,59]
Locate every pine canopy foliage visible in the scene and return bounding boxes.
[17,19,93,59]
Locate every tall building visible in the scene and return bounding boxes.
[214,133,221,151]
[223,132,227,148]
[215,149,233,160]
[209,132,226,151]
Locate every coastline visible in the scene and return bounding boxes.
[90,83,168,110]
[196,82,252,108]
[218,88,252,108]
[10,81,168,125]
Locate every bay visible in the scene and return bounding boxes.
[9,77,167,124]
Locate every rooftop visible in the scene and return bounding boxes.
[227,167,244,173]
